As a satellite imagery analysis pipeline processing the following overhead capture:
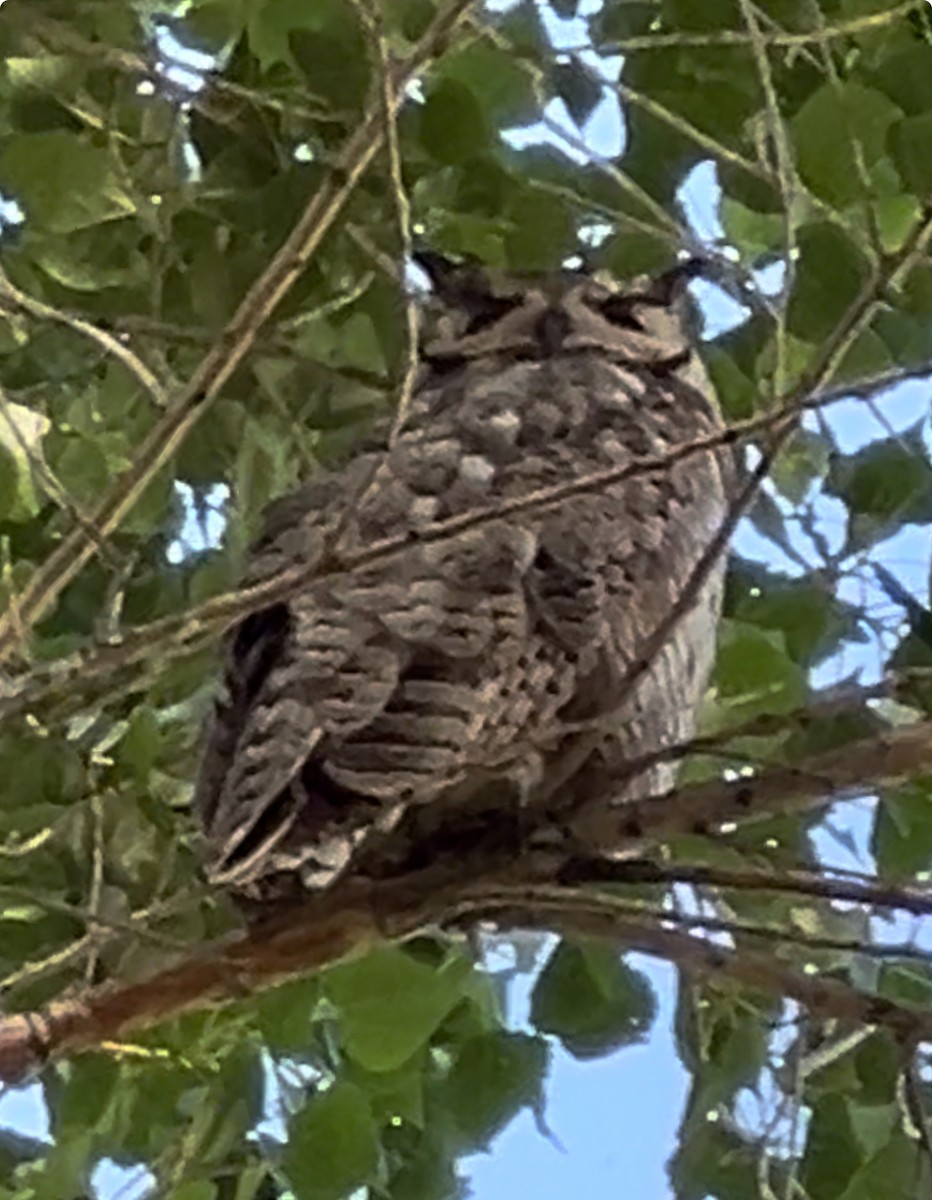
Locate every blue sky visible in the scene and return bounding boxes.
[2,2,931,1199]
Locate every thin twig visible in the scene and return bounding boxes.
[737,0,798,395]
[352,0,420,441]
[0,269,169,409]
[449,888,932,1041]
[559,3,918,54]
[560,858,932,919]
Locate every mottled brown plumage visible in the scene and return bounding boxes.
[194,256,731,902]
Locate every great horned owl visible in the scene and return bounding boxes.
[194,254,731,904]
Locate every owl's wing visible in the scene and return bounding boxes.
[194,460,396,882]
[194,457,552,895]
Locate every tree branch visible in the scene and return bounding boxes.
[559,858,932,919]
[565,717,932,852]
[451,889,932,1041]
[2,851,930,1085]
[0,270,169,409]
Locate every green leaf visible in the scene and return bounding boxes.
[232,1162,270,1200]
[720,197,785,260]
[334,312,386,374]
[888,112,932,195]
[171,1184,217,1200]
[704,345,758,421]
[847,1102,897,1157]
[871,779,932,877]
[727,563,866,667]
[838,1131,925,1200]
[246,0,349,69]
[793,83,902,208]
[550,60,603,127]
[878,961,932,1008]
[345,1058,425,1128]
[387,1138,460,1200]
[0,445,20,521]
[0,133,136,232]
[284,1082,379,1200]
[787,222,872,342]
[255,976,320,1053]
[602,229,675,277]
[52,1058,121,1138]
[52,434,128,505]
[420,81,489,165]
[873,308,932,370]
[801,1095,862,1200]
[870,43,932,114]
[0,401,50,520]
[530,940,657,1059]
[853,1033,900,1106]
[592,0,656,45]
[441,1031,549,1151]
[289,25,370,112]
[5,55,79,91]
[713,619,808,717]
[824,424,932,550]
[325,946,472,1072]
[441,41,540,126]
[504,188,575,269]
[770,427,831,503]
[705,1010,767,1097]
[874,192,923,253]
[670,1122,763,1200]
[706,311,772,418]
[382,0,437,43]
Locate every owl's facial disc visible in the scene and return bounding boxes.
[416,253,699,368]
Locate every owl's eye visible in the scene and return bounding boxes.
[596,296,645,331]
[463,295,522,336]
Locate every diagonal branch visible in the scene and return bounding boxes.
[565,716,932,852]
[0,0,477,665]
[559,858,932,919]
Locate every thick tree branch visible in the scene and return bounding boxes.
[2,851,930,1085]
[4,712,932,1079]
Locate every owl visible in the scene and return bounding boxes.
[194,254,732,905]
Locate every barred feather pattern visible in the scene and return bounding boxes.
[194,259,732,901]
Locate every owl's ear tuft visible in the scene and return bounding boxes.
[412,249,460,290]
[412,249,494,307]
[646,257,709,305]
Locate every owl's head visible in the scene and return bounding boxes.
[414,251,705,368]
